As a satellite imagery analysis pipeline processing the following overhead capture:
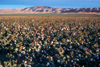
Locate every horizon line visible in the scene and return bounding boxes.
[0,5,100,9]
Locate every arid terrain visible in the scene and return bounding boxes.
[0,5,100,14]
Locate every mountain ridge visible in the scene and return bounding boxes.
[0,5,100,14]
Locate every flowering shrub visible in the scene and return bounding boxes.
[0,16,100,67]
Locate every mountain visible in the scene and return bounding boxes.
[0,5,100,14]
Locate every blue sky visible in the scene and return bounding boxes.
[0,0,100,9]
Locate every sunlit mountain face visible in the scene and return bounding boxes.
[0,5,100,14]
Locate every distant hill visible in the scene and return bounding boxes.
[0,5,100,14]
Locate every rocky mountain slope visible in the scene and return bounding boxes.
[0,5,100,14]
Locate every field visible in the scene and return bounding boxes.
[0,14,100,17]
[0,15,100,67]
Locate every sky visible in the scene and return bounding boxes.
[0,0,100,9]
